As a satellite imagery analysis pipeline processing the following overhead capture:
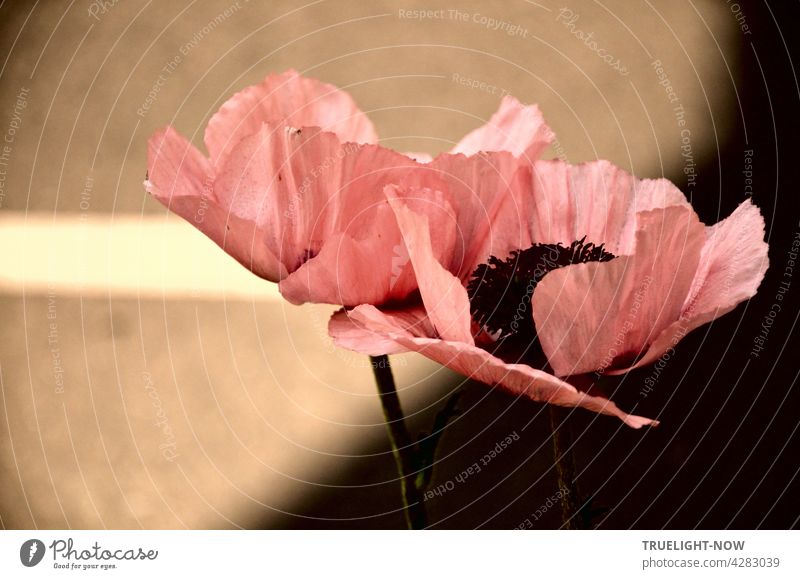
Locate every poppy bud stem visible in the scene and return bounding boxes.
[370,354,428,529]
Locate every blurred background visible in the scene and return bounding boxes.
[0,0,797,529]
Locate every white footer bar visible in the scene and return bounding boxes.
[1,530,797,577]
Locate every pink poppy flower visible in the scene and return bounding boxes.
[329,160,769,427]
[145,70,552,306]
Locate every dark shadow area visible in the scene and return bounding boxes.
[272,380,562,530]
[266,0,800,529]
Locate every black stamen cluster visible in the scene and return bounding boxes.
[467,237,615,343]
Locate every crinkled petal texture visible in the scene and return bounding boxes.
[454,158,713,378]
[147,70,429,307]
[532,205,706,377]
[330,185,658,427]
[146,126,287,281]
[395,151,530,281]
[330,158,767,426]
[383,151,539,344]
[204,69,378,166]
[146,71,562,307]
[213,123,426,305]
[606,199,769,374]
[511,159,691,253]
[329,305,657,429]
[147,122,430,306]
[386,186,473,344]
[452,95,554,161]
[526,160,769,376]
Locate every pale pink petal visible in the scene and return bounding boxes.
[214,123,418,278]
[424,151,525,280]
[451,95,554,161]
[608,199,769,373]
[517,160,690,254]
[278,203,418,306]
[147,127,212,200]
[145,127,285,280]
[328,305,434,356]
[634,177,691,213]
[686,199,769,317]
[387,186,473,344]
[532,206,705,377]
[330,305,657,428]
[205,69,378,165]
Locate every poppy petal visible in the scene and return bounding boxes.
[518,160,689,254]
[532,206,705,376]
[205,69,377,165]
[214,124,418,279]
[387,187,473,344]
[607,199,769,373]
[146,126,285,280]
[452,95,554,161]
[329,305,657,428]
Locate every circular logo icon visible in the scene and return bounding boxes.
[20,539,46,567]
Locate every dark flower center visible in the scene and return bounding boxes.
[467,237,615,363]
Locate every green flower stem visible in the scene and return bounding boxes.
[548,405,587,530]
[370,354,428,530]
